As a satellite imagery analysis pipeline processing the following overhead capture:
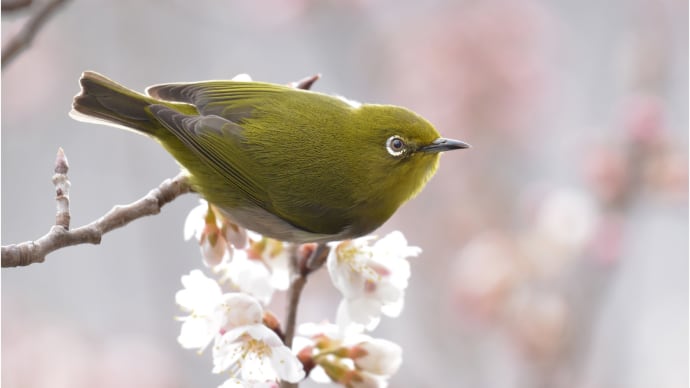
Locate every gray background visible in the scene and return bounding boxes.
[2,0,688,387]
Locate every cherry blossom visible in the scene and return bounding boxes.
[327,231,420,330]
[175,272,304,384]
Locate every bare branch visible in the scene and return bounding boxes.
[2,0,70,68]
[280,242,330,387]
[2,0,33,12]
[305,243,330,272]
[284,274,308,349]
[53,147,71,229]
[1,149,192,267]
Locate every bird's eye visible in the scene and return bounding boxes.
[386,136,406,157]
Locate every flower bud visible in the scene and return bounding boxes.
[221,217,248,250]
[200,230,227,267]
[351,339,402,376]
[348,370,386,388]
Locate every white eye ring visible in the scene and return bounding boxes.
[386,136,406,157]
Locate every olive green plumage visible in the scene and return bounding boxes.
[71,71,468,243]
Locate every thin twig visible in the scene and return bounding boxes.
[305,243,329,272]
[2,0,33,12]
[53,147,71,229]
[281,273,307,388]
[289,74,321,91]
[283,243,330,347]
[283,243,302,350]
[1,0,70,68]
[281,242,330,388]
[1,149,192,267]
[284,276,308,349]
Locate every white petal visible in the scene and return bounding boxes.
[226,253,275,305]
[291,335,314,353]
[349,298,383,326]
[244,324,283,347]
[219,379,278,388]
[350,372,388,388]
[184,200,208,241]
[247,230,264,241]
[176,270,223,314]
[246,364,277,382]
[220,326,249,344]
[239,351,278,382]
[269,345,305,383]
[261,245,290,291]
[269,265,290,291]
[223,220,249,249]
[213,337,246,374]
[370,280,402,303]
[217,294,264,330]
[213,324,298,382]
[327,242,370,298]
[386,260,411,290]
[308,365,332,383]
[178,316,216,351]
[370,234,420,288]
[336,299,381,332]
[380,296,404,318]
[218,378,244,388]
[202,239,230,268]
[373,231,421,260]
[297,322,341,338]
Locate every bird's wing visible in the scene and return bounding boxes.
[146,81,287,123]
[147,104,267,208]
[147,82,354,236]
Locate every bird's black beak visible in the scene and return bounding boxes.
[419,138,471,154]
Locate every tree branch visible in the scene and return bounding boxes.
[2,0,70,68]
[1,148,192,267]
[281,243,330,388]
[284,255,308,349]
[289,74,321,90]
[2,0,33,12]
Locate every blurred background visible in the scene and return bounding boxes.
[2,0,688,387]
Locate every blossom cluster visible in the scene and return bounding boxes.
[177,200,419,387]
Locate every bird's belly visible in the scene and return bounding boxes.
[216,206,355,244]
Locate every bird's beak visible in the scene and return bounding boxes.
[419,138,471,154]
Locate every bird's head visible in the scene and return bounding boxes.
[351,104,470,208]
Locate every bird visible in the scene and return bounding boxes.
[70,71,469,243]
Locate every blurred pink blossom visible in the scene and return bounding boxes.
[583,144,631,206]
[451,231,522,323]
[619,94,667,151]
[506,291,569,360]
[387,0,556,140]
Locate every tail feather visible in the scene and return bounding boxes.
[70,71,159,135]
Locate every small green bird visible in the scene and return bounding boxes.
[71,72,469,243]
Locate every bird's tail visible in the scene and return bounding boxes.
[70,71,162,136]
